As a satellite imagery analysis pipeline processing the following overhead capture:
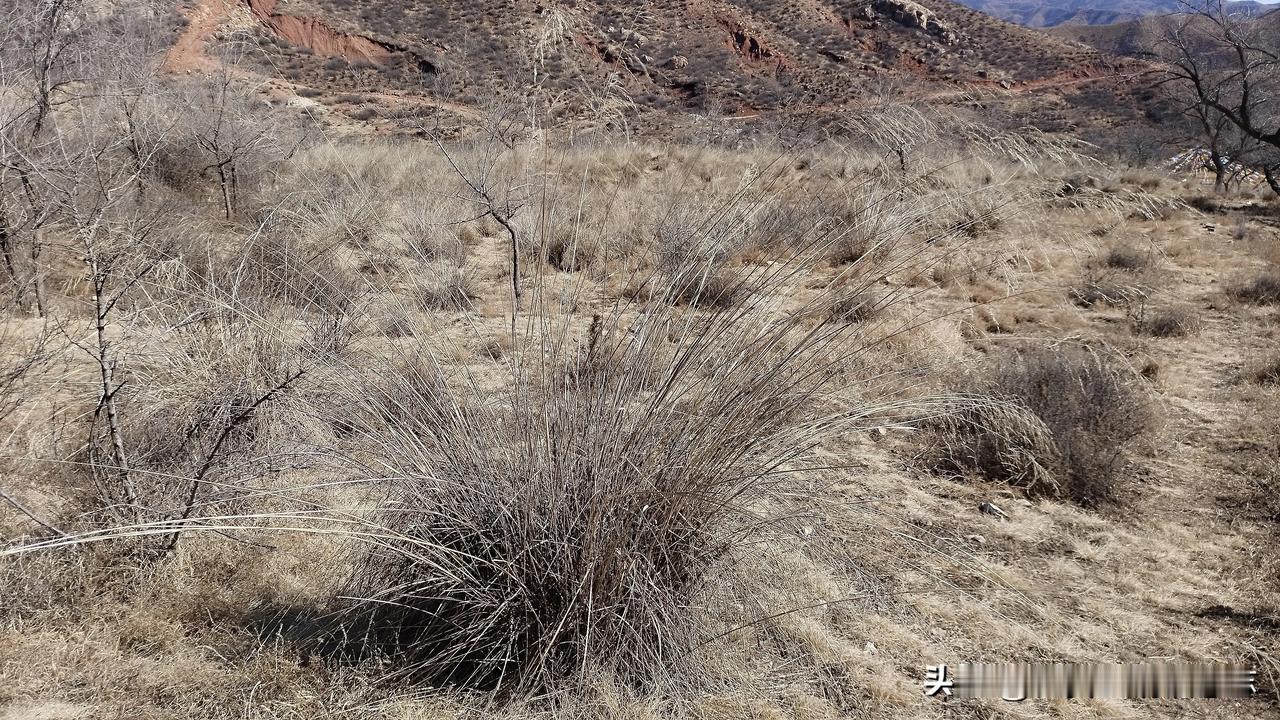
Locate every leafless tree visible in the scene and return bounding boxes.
[183,71,281,220]
[431,102,533,321]
[0,0,91,314]
[1190,102,1258,192]
[1157,1,1280,194]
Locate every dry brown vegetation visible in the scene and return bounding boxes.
[1,1,1280,719]
[931,346,1157,506]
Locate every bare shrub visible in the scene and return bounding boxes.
[1134,306,1200,337]
[934,347,1156,505]
[1245,354,1280,385]
[415,260,476,311]
[1102,244,1149,271]
[1229,271,1280,305]
[826,290,882,324]
[1071,272,1145,308]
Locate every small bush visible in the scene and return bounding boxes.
[1102,244,1149,271]
[934,347,1155,506]
[415,261,476,311]
[1135,306,1200,337]
[240,234,362,314]
[827,290,881,324]
[537,228,597,272]
[1245,354,1280,385]
[668,266,746,308]
[1187,195,1223,214]
[402,223,469,266]
[948,196,1004,238]
[826,192,904,266]
[1072,274,1144,308]
[1229,271,1280,305]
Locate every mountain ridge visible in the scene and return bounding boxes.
[952,0,1273,27]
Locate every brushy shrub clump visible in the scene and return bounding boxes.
[536,227,597,272]
[1071,272,1145,308]
[317,263,858,692]
[826,290,882,324]
[1229,271,1280,305]
[826,192,906,266]
[934,347,1155,506]
[415,260,476,311]
[1246,353,1280,385]
[1102,244,1149,271]
[1134,306,1200,337]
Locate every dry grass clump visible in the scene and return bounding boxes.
[1231,405,1280,523]
[945,193,1005,239]
[0,314,49,426]
[633,212,754,309]
[1102,244,1150,271]
[240,232,364,315]
[825,192,905,266]
[414,260,476,311]
[536,227,597,272]
[665,266,748,308]
[402,222,471,266]
[826,290,882,325]
[1229,271,1280,305]
[933,346,1155,506]
[1245,354,1280,385]
[1071,273,1146,308]
[1133,305,1200,337]
[304,230,876,692]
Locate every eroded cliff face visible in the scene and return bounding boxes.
[245,0,393,63]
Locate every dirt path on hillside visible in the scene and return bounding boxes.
[164,0,236,74]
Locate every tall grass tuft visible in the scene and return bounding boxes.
[309,155,943,692]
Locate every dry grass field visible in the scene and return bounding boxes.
[2,1,1279,719]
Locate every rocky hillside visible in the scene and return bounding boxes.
[176,0,1146,130]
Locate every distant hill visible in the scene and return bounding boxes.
[953,0,1273,27]
[1048,4,1280,56]
[1045,14,1173,55]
